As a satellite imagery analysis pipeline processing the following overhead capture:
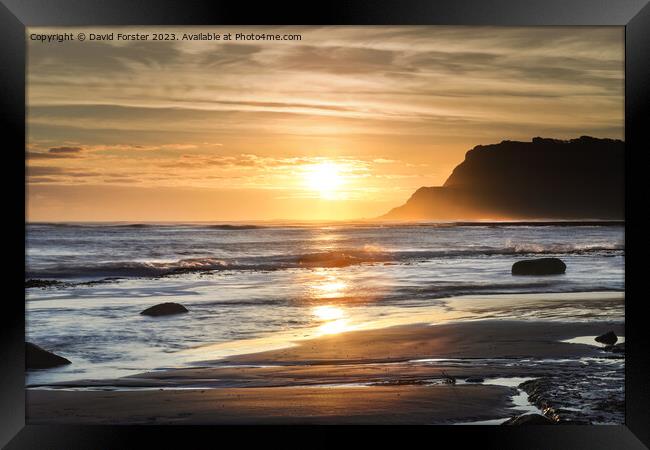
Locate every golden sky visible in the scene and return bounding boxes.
[26,26,624,222]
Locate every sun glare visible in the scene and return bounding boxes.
[312,305,352,335]
[313,305,345,321]
[304,162,344,199]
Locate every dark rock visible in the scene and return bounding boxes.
[381,136,624,220]
[26,342,71,369]
[502,413,556,425]
[25,279,62,288]
[519,372,625,424]
[611,342,625,353]
[558,419,591,425]
[595,331,617,346]
[140,302,189,317]
[603,342,625,354]
[465,377,484,383]
[512,258,566,275]
[441,370,456,384]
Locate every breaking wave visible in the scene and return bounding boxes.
[502,242,623,254]
[26,241,623,281]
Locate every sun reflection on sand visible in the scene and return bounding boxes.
[312,305,354,335]
[318,319,352,335]
[309,271,354,334]
[313,305,345,321]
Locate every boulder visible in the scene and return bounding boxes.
[610,342,625,354]
[25,279,62,288]
[512,258,566,275]
[595,331,617,346]
[26,342,71,369]
[502,413,556,425]
[140,302,189,317]
[465,377,485,383]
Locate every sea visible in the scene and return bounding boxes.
[25,222,625,385]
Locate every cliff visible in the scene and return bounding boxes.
[382,136,624,221]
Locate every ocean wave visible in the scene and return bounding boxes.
[502,242,623,254]
[25,241,624,281]
[205,224,263,230]
[25,252,379,279]
[26,258,232,279]
[295,250,389,268]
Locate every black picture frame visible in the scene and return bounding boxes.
[1,0,647,448]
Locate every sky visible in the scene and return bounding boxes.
[26,26,624,222]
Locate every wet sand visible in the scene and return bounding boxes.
[220,319,623,365]
[28,384,518,425]
[27,315,624,424]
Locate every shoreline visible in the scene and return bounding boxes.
[26,291,624,386]
[167,290,625,365]
[25,281,626,372]
[27,291,625,425]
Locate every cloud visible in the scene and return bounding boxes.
[48,146,83,153]
[28,176,60,184]
[27,166,64,176]
[27,146,84,159]
[27,26,623,146]
[278,45,397,74]
[200,43,263,69]
[28,39,183,76]
[25,151,379,191]
[25,26,624,219]
[27,151,75,160]
[27,165,103,179]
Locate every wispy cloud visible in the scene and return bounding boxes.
[26,26,624,220]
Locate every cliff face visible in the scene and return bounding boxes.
[382,136,624,221]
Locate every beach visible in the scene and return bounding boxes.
[25,223,625,424]
[27,293,625,425]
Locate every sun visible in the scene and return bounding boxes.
[304,162,344,199]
